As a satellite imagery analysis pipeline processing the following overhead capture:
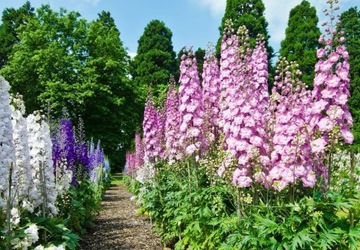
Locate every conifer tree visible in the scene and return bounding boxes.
[216,0,273,66]
[279,0,321,86]
[130,20,177,107]
[340,7,360,147]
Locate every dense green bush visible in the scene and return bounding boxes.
[56,179,104,235]
[127,153,360,250]
[0,171,110,249]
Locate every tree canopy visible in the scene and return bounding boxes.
[0,5,135,169]
[279,0,321,86]
[0,1,35,68]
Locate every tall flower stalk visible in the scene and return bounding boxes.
[27,112,58,215]
[143,94,159,163]
[10,94,31,202]
[165,76,180,164]
[178,49,206,158]
[135,133,144,169]
[0,77,16,209]
[310,0,353,186]
[266,58,315,191]
[202,45,221,144]
[231,34,270,188]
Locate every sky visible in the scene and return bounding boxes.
[0,0,359,60]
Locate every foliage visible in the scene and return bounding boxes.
[56,179,103,235]
[127,152,360,250]
[340,7,360,148]
[84,11,136,168]
[0,1,35,68]
[0,79,111,249]
[0,5,88,115]
[130,19,177,111]
[0,5,134,169]
[136,159,235,249]
[216,0,273,66]
[221,186,360,250]
[125,1,360,248]
[279,0,321,86]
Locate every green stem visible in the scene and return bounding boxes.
[6,162,13,250]
[252,184,258,206]
[236,188,242,221]
[39,162,48,243]
[187,160,192,193]
[350,150,355,228]
[192,157,199,188]
[327,149,333,188]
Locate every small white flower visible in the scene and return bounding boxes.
[24,224,39,243]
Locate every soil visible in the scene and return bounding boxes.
[78,184,163,250]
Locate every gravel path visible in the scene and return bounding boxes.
[79,184,163,250]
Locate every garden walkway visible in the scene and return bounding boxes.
[79,182,163,250]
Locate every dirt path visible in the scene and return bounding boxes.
[79,184,163,250]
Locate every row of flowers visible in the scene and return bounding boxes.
[124,3,360,248]
[0,77,109,249]
[125,7,353,191]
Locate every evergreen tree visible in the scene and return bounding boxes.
[176,46,205,81]
[130,20,177,108]
[340,7,360,147]
[216,0,273,65]
[195,47,206,81]
[0,1,35,68]
[279,0,321,86]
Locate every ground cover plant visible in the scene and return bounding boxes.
[124,2,360,249]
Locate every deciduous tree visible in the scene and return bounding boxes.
[0,1,35,68]
[0,6,133,169]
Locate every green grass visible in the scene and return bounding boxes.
[111,173,124,185]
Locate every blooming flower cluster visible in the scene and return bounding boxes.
[142,94,164,163]
[52,118,107,189]
[178,49,207,157]
[232,35,270,188]
[52,119,76,187]
[124,151,137,176]
[1,76,110,249]
[264,58,316,191]
[0,77,16,208]
[218,21,242,137]
[11,224,39,249]
[88,139,106,183]
[126,4,353,192]
[165,77,180,164]
[10,94,32,205]
[135,133,144,168]
[311,27,353,146]
[27,112,58,215]
[202,46,221,142]
[218,25,271,188]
